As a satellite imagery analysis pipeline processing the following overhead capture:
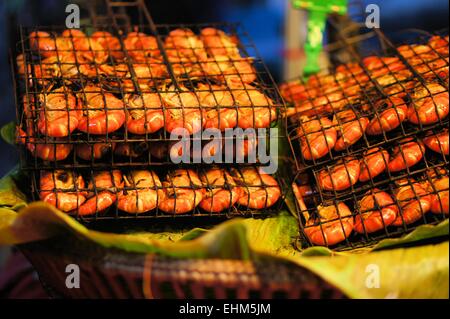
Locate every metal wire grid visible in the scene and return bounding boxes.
[294,160,448,250]
[29,165,288,221]
[14,17,284,168]
[283,27,448,171]
[280,19,448,249]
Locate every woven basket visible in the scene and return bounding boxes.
[19,235,346,299]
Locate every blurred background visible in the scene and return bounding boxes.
[0,0,448,297]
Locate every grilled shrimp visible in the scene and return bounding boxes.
[78,170,123,216]
[61,29,108,64]
[298,117,337,161]
[317,158,360,191]
[408,83,449,125]
[76,143,115,161]
[164,28,208,63]
[199,168,241,213]
[366,97,408,135]
[29,31,73,58]
[197,83,238,131]
[162,85,204,135]
[125,93,164,134]
[230,83,276,129]
[117,170,164,214]
[287,92,345,118]
[123,32,161,62]
[333,109,369,151]
[114,142,150,158]
[423,129,449,155]
[200,27,240,58]
[200,55,257,84]
[392,179,432,226]
[17,126,72,161]
[77,85,126,134]
[388,138,425,172]
[40,170,86,212]
[421,168,449,215]
[231,167,281,209]
[359,147,389,182]
[158,169,204,214]
[38,87,80,137]
[354,189,398,233]
[304,202,354,246]
[91,31,123,61]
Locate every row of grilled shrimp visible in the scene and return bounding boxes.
[23,27,255,85]
[39,167,281,216]
[294,166,449,246]
[20,137,257,162]
[297,83,449,161]
[315,129,448,192]
[21,81,275,139]
[280,35,449,120]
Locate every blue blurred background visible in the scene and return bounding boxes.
[0,0,448,177]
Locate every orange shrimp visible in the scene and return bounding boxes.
[61,29,108,64]
[197,83,238,131]
[40,170,86,212]
[317,158,360,191]
[162,85,204,135]
[333,109,369,151]
[363,56,406,77]
[76,143,115,161]
[77,85,126,134]
[78,170,123,216]
[392,179,432,226]
[200,28,240,58]
[354,189,398,234]
[17,126,72,161]
[230,83,276,129]
[125,93,164,134]
[298,117,337,161]
[359,147,389,182]
[164,28,208,63]
[366,97,408,135]
[123,32,161,62]
[29,31,73,58]
[423,129,449,155]
[421,168,449,215]
[428,35,449,56]
[200,56,257,84]
[91,31,124,61]
[199,168,241,213]
[287,92,345,118]
[304,202,354,246]
[37,87,80,137]
[158,169,204,215]
[408,83,449,125]
[387,138,425,172]
[117,170,164,214]
[232,167,281,209]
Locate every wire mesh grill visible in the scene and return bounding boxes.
[281,19,449,250]
[13,6,284,169]
[29,165,287,220]
[12,0,288,221]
